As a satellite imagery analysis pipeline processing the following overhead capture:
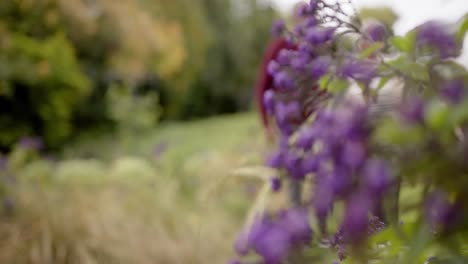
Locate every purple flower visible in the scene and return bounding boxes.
[298,43,314,54]
[311,56,331,79]
[416,21,458,59]
[296,1,318,17]
[314,177,335,228]
[296,3,312,17]
[342,194,372,242]
[273,71,295,90]
[302,155,319,174]
[272,20,286,37]
[364,21,388,42]
[339,58,376,83]
[363,158,392,195]
[279,207,312,244]
[234,232,250,256]
[271,177,282,192]
[441,79,465,104]
[274,101,300,124]
[400,97,425,124]
[284,150,304,180]
[341,141,366,169]
[291,54,309,71]
[263,90,276,114]
[330,167,352,197]
[425,190,453,230]
[297,126,316,150]
[252,223,291,264]
[277,50,293,65]
[305,27,335,45]
[267,60,280,76]
[266,150,284,169]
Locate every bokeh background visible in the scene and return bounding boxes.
[0,0,467,263]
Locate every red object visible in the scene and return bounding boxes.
[255,38,296,137]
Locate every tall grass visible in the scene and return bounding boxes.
[0,113,266,264]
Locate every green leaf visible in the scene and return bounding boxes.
[319,74,331,90]
[327,78,349,94]
[376,76,391,92]
[359,41,385,59]
[374,118,425,146]
[386,55,429,82]
[427,101,450,131]
[450,101,468,125]
[390,32,415,53]
[457,14,468,41]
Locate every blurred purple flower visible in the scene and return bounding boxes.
[314,177,335,229]
[365,21,388,42]
[272,20,286,37]
[341,141,366,169]
[263,90,276,114]
[311,56,331,79]
[267,60,280,76]
[296,1,318,17]
[234,231,250,256]
[271,177,282,192]
[291,54,309,71]
[266,150,284,169]
[342,194,372,242]
[277,50,293,65]
[279,207,312,244]
[400,97,425,124]
[302,155,319,174]
[297,126,316,150]
[416,21,458,59]
[275,101,300,124]
[284,150,304,180]
[363,158,392,195]
[273,71,295,90]
[425,190,454,230]
[305,27,335,45]
[339,58,377,83]
[441,79,465,104]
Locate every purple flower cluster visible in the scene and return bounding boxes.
[364,21,389,42]
[232,208,312,264]
[264,99,392,256]
[400,97,426,125]
[440,79,466,104]
[331,216,386,260]
[424,190,463,234]
[416,21,459,59]
[339,57,378,84]
[296,102,393,233]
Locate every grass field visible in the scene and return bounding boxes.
[0,113,271,264]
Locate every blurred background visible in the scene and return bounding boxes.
[0,0,279,150]
[0,0,466,263]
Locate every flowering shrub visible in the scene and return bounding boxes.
[232,1,468,263]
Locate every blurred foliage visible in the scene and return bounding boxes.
[106,84,160,151]
[359,6,399,27]
[0,0,277,149]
